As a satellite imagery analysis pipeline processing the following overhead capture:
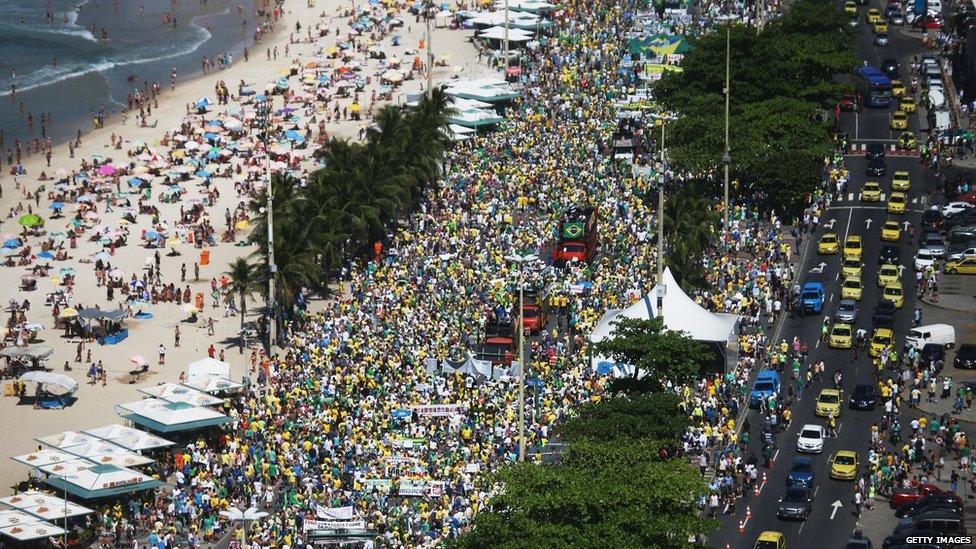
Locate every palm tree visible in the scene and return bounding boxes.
[662,181,719,290]
[224,257,260,351]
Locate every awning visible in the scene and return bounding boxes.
[17,371,79,394]
[139,382,224,407]
[0,490,94,520]
[83,423,149,441]
[62,442,155,468]
[10,449,77,469]
[76,308,126,322]
[186,357,230,383]
[181,377,243,394]
[116,399,231,433]
[0,345,54,360]
[36,431,100,450]
[43,464,165,499]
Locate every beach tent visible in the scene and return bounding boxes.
[181,376,244,395]
[186,357,231,383]
[10,449,77,469]
[43,464,164,499]
[466,10,551,29]
[116,399,231,433]
[444,78,519,102]
[0,490,94,521]
[36,431,100,450]
[589,267,740,374]
[0,345,54,370]
[477,25,534,42]
[83,423,148,441]
[62,442,155,468]
[449,124,477,141]
[107,433,175,452]
[0,511,65,542]
[17,371,78,395]
[491,0,554,13]
[138,382,224,407]
[36,458,96,476]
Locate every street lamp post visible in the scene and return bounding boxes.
[425,1,433,99]
[503,0,510,66]
[220,505,269,548]
[53,473,78,548]
[505,252,538,462]
[648,113,677,285]
[723,20,731,244]
[255,97,277,351]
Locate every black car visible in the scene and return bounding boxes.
[866,142,886,161]
[777,485,813,520]
[919,343,946,368]
[881,58,900,79]
[921,209,945,233]
[945,210,976,230]
[954,343,976,369]
[850,383,877,410]
[873,299,896,330]
[879,244,901,265]
[896,493,966,518]
[866,156,887,176]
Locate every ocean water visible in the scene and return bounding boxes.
[0,0,257,153]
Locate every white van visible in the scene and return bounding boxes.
[933,110,952,132]
[905,323,956,349]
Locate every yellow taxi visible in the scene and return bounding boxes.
[884,280,904,308]
[899,95,917,113]
[877,263,900,287]
[818,232,840,255]
[870,328,894,357]
[816,388,842,417]
[842,257,863,278]
[898,131,917,150]
[873,20,889,33]
[892,170,911,191]
[830,450,859,480]
[887,192,907,214]
[754,531,787,549]
[841,276,863,300]
[946,258,976,275]
[862,181,882,201]
[829,323,854,349]
[867,7,882,22]
[844,0,857,14]
[843,235,863,260]
[891,80,907,97]
[881,220,901,242]
[890,110,908,130]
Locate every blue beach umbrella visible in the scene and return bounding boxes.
[196,170,212,178]
[283,130,305,143]
[37,251,54,259]
[145,230,161,240]
[596,361,614,376]
[50,202,64,210]
[3,238,20,247]
[76,194,94,203]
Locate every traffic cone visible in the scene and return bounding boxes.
[762,472,767,483]
[738,520,745,533]
[746,506,752,518]
[753,483,760,496]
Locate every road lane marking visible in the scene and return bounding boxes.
[816,339,821,349]
[814,486,820,497]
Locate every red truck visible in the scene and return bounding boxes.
[476,319,516,366]
[889,483,960,509]
[552,206,599,267]
[520,287,551,335]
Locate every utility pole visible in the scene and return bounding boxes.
[426,1,433,99]
[658,120,665,283]
[722,21,731,244]
[503,0,510,67]
[257,97,276,351]
[506,252,538,462]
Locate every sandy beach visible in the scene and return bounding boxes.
[0,0,485,494]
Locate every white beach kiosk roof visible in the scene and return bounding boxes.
[116,398,231,433]
[590,268,740,375]
[0,490,94,521]
[83,423,175,451]
[139,382,225,407]
[43,463,164,499]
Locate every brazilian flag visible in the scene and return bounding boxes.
[562,222,585,240]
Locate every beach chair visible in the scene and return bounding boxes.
[128,364,150,384]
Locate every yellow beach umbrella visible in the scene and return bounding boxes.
[60,307,77,318]
[235,220,250,230]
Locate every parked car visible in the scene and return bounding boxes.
[890,483,959,509]
[787,457,815,487]
[896,493,966,518]
[914,248,938,271]
[954,343,976,369]
[921,209,945,233]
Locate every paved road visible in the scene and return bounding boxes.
[710,3,938,547]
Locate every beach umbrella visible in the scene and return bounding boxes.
[60,307,78,318]
[145,231,161,240]
[76,195,94,203]
[50,202,65,210]
[3,238,21,247]
[129,355,148,367]
[195,97,211,108]
[283,130,305,143]
[97,164,117,176]
[59,266,75,276]
[18,214,42,227]
[37,251,54,259]
[93,251,111,261]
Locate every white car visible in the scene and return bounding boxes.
[796,424,826,454]
[915,248,938,271]
[948,247,976,261]
[942,202,974,216]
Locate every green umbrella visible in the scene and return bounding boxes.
[18,214,42,227]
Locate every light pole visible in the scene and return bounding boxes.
[220,505,269,548]
[53,473,78,548]
[648,113,676,285]
[503,0,510,67]
[722,19,732,244]
[425,0,433,99]
[505,252,538,462]
[255,96,277,351]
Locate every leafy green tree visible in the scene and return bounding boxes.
[224,257,261,350]
[456,440,713,548]
[663,181,719,289]
[558,392,687,444]
[592,317,710,392]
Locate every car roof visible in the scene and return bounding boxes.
[836,450,858,457]
[820,388,840,396]
[834,323,853,329]
[839,299,857,306]
[874,328,894,336]
[792,456,813,466]
[758,531,784,541]
[847,235,862,241]
[756,370,779,379]
[853,383,873,391]
[801,423,823,431]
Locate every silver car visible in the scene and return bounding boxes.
[836,299,858,323]
[874,32,890,46]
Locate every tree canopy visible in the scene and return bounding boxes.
[558,392,688,444]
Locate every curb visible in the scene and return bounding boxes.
[918,295,976,314]
[916,401,976,425]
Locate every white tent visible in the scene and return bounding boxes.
[0,509,40,527]
[181,377,243,394]
[63,442,155,468]
[108,433,175,452]
[83,423,148,441]
[10,449,77,469]
[476,26,534,42]
[491,0,555,13]
[116,399,231,433]
[466,10,549,29]
[139,382,224,407]
[37,458,96,476]
[36,431,100,450]
[590,267,739,344]
[43,463,164,499]
[0,521,66,541]
[186,357,230,383]
[0,491,94,520]
[449,124,477,141]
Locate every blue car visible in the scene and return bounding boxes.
[749,370,781,408]
[787,456,815,488]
